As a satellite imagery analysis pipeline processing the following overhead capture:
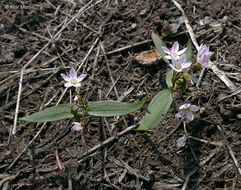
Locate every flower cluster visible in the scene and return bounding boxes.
[162,42,211,72]
[162,41,208,121]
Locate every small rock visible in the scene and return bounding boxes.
[177,135,187,149]
[131,23,137,29]
[237,114,241,119]
[140,9,147,16]
[135,49,162,66]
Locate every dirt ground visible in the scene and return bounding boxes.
[0,0,241,189]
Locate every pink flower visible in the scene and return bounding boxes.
[74,95,79,103]
[175,103,199,121]
[72,122,86,147]
[169,54,192,72]
[197,44,212,68]
[162,41,187,60]
[61,68,87,88]
[72,122,83,131]
[188,79,194,86]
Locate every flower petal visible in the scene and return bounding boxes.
[164,55,172,60]
[190,105,199,112]
[179,103,190,110]
[172,41,179,53]
[72,122,83,131]
[178,54,186,64]
[77,74,87,82]
[61,73,70,81]
[73,83,81,87]
[162,46,171,54]
[69,68,77,79]
[186,112,194,121]
[176,47,187,56]
[64,82,72,87]
[169,64,176,71]
[182,62,192,69]
[175,112,184,118]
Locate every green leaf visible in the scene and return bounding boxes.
[190,74,207,86]
[151,32,170,64]
[136,90,173,131]
[87,98,147,117]
[166,70,174,88]
[186,39,192,63]
[20,104,82,122]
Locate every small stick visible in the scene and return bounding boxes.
[181,167,198,190]
[216,125,241,177]
[78,124,138,163]
[11,68,24,136]
[183,121,200,166]
[104,39,152,56]
[56,150,63,171]
[189,136,223,147]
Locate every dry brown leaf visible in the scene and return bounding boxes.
[135,49,162,66]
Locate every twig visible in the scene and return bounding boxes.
[0,171,21,188]
[183,121,200,166]
[11,68,24,135]
[218,87,241,102]
[100,42,119,99]
[78,124,138,163]
[56,150,63,171]
[104,39,152,56]
[211,64,241,100]
[216,125,241,177]
[105,57,132,99]
[181,167,198,190]
[189,136,223,147]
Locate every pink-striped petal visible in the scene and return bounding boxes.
[77,74,87,82]
[69,68,77,79]
[186,112,194,121]
[178,54,186,64]
[177,47,187,55]
[172,41,179,53]
[175,112,184,118]
[64,82,72,87]
[179,103,190,110]
[182,62,192,69]
[61,73,70,81]
[162,46,171,54]
[190,105,199,112]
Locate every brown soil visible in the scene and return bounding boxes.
[0,0,240,189]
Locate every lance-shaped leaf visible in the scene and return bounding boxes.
[166,69,174,88]
[136,90,173,131]
[185,39,192,63]
[87,98,147,117]
[20,104,82,122]
[151,32,170,64]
